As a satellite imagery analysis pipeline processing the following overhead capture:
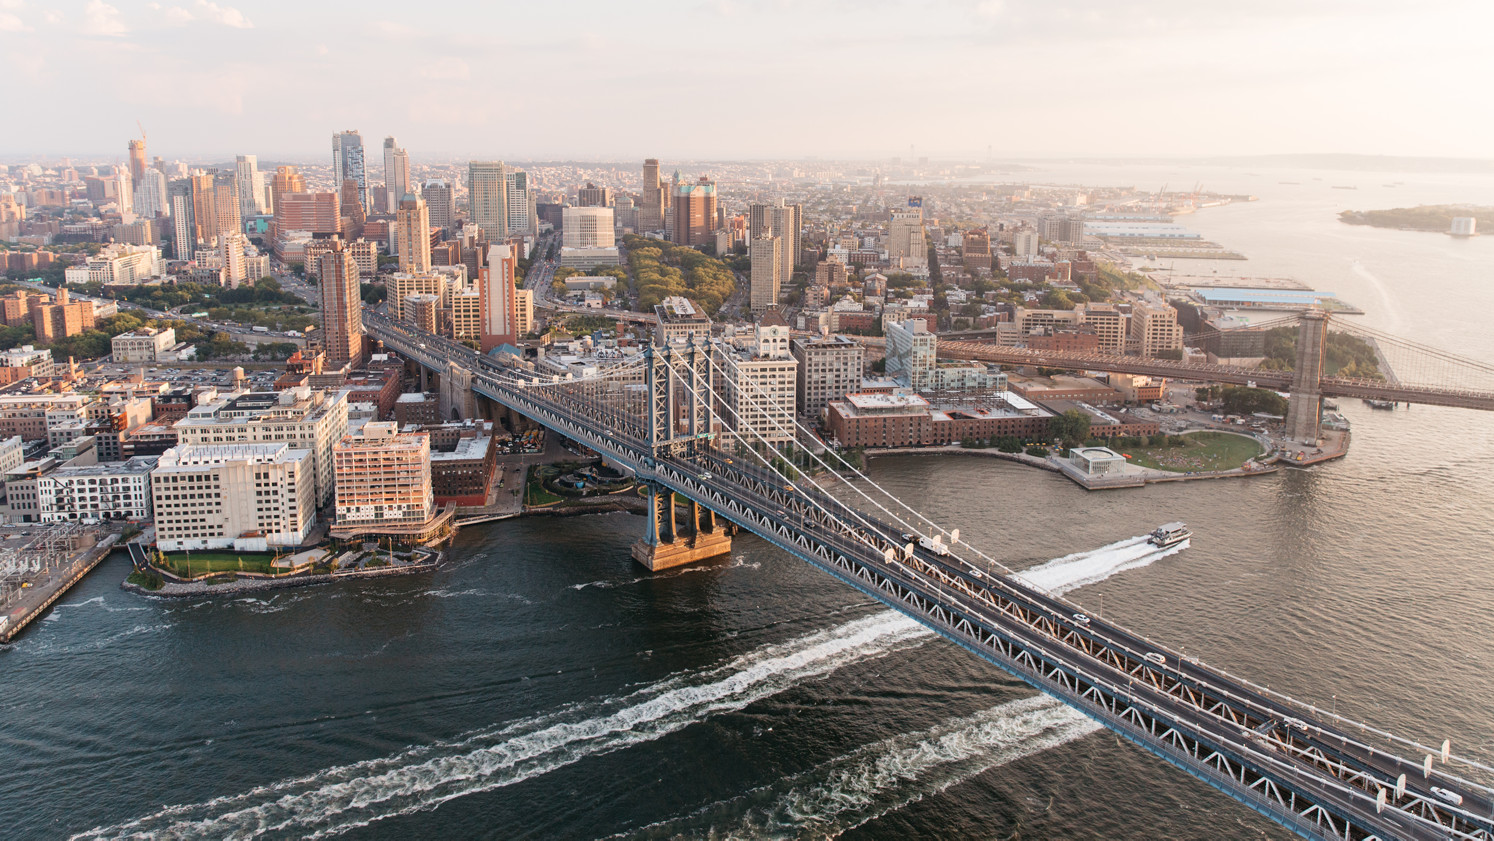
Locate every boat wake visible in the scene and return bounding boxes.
[1016,535,1186,596]
[75,533,1177,838]
[616,694,1099,839]
[71,612,930,840]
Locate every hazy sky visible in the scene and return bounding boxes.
[2,0,1491,162]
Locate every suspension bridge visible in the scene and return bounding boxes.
[929,310,1494,441]
[365,310,1492,841]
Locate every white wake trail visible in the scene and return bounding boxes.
[76,533,1178,839]
[72,612,929,841]
[1016,537,1186,596]
[620,695,1099,839]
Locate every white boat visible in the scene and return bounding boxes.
[1150,522,1192,548]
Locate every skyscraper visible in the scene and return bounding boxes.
[885,206,926,263]
[113,168,134,223]
[383,136,410,214]
[212,170,241,237]
[750,235,781,315]
[577,182,612,208]
[332,130,368,213]
[468,161,508,241]
[479,243,518,353]
[318,240,364,368]
[235,155,266,218]
[339,179,365,238]
[189,172,216,246]
[396,193,431,274]
[271,165,306,212]
[422,179,455,230]
[135,168,168,219]
[127,139,147,188]
[506,170,537,236]
[749,199,801,290]
[671,176,717,248]
[168,179,196,260]
[641,159,664,230]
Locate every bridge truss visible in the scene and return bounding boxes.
[366,312,1494,841]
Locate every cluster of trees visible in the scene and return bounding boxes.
[622,235,736,315]
[252,342,300,361]
[560,314,616,336]
[961,436,1031,453]
[360,281,386,306]
[1220,386,1288,417]
[549,265,628,302]
[1339,206,1494,233]
[1049,409,1092,447]
[114,277,302,311]
[1260,327,1383,379]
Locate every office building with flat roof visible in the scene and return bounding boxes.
[152,443,315,551]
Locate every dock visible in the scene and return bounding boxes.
[1,526,120,644]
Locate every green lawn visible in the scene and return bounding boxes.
[1115,431,1264,473]
[156,551,282,576]
[524,467,564,506]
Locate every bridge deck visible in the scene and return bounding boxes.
[366,312,1494,841]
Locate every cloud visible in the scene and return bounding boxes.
[420,57,470,80]
[195,0,252,28]
[148,2,196,25]
[82,0,127,36]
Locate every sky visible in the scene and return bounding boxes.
[1,0,1492,163]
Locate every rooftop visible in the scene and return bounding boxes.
[46,456,158,477]
[844,391,930,411]
[430,434,490,461]
[1192,287,1338,305]
[156,442,308,468]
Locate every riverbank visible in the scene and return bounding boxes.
[863,438,1286,491]
[121,558,440,598]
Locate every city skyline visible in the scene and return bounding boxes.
[0,1,1490,161]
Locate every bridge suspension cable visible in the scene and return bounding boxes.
[683,348,1494,792]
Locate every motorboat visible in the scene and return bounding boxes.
[1149,522,1192,548]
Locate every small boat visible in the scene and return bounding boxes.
[1366,399,1395,410]
[1150,522,1192,548]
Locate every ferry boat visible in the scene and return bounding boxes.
[1150,522,1192,548]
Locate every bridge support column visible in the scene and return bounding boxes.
[439,361,477,421]
[630,482,732,571]
[1285,310,1328,444]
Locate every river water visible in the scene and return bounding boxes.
[3,166,1494,839]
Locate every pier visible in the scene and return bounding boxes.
[1,526,120,644]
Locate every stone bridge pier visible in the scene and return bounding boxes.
[630,481,732,571]
[440,360,477,420]
[1285,310,1328,443]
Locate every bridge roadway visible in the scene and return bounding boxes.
[869,338,1494,412]
[366,312,1494,841]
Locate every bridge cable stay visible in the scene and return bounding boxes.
[1328,320,1494,391]
[374,317,1494,796]
[374,321,1494,831]
[692,349,1024,577]
[1181,313,1301,346]
[683,350,1494,796]
[702,338,1494,788]
[679,353,982,568]
[663,359,1494,828]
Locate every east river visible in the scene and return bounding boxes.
[2,166,1493,839]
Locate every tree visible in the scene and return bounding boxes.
[1049,409,1091,447]
[1220,386,1288,417]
